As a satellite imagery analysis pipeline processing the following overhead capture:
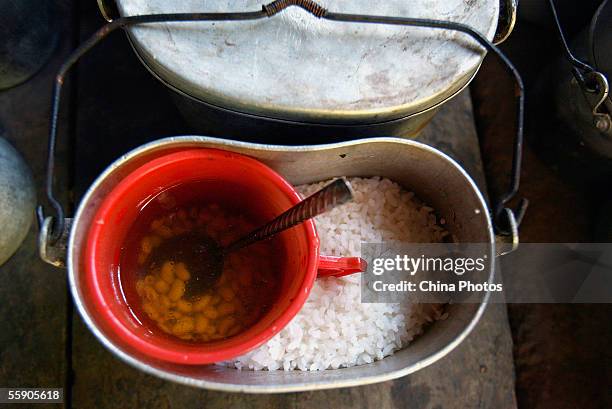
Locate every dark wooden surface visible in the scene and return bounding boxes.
[0,1,516,407]
[0,1,74,408]
[471,17,612,409]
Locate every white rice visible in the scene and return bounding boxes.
[222,177,448,371]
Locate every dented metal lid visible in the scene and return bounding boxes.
[115,0,499,124]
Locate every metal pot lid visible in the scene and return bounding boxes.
[116,0,498,124]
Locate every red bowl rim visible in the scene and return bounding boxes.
[84,148,319,364]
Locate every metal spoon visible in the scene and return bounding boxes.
[162,178,354,298]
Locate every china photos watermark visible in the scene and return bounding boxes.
[361,242,612,303]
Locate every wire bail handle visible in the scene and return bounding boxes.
[40,0,527,256]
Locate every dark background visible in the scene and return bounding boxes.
[472,1,612,407]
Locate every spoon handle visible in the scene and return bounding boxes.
[225,178,354,254]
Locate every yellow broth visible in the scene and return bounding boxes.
[119,181,282,343]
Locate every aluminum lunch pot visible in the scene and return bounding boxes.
[100,0,515,139]
[41,136,509,392]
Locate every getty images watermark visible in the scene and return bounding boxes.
[360,243,612,303]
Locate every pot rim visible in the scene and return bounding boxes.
[115,0,499,125]
[127,33,483,127]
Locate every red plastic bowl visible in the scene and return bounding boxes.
[84,148,362,365]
